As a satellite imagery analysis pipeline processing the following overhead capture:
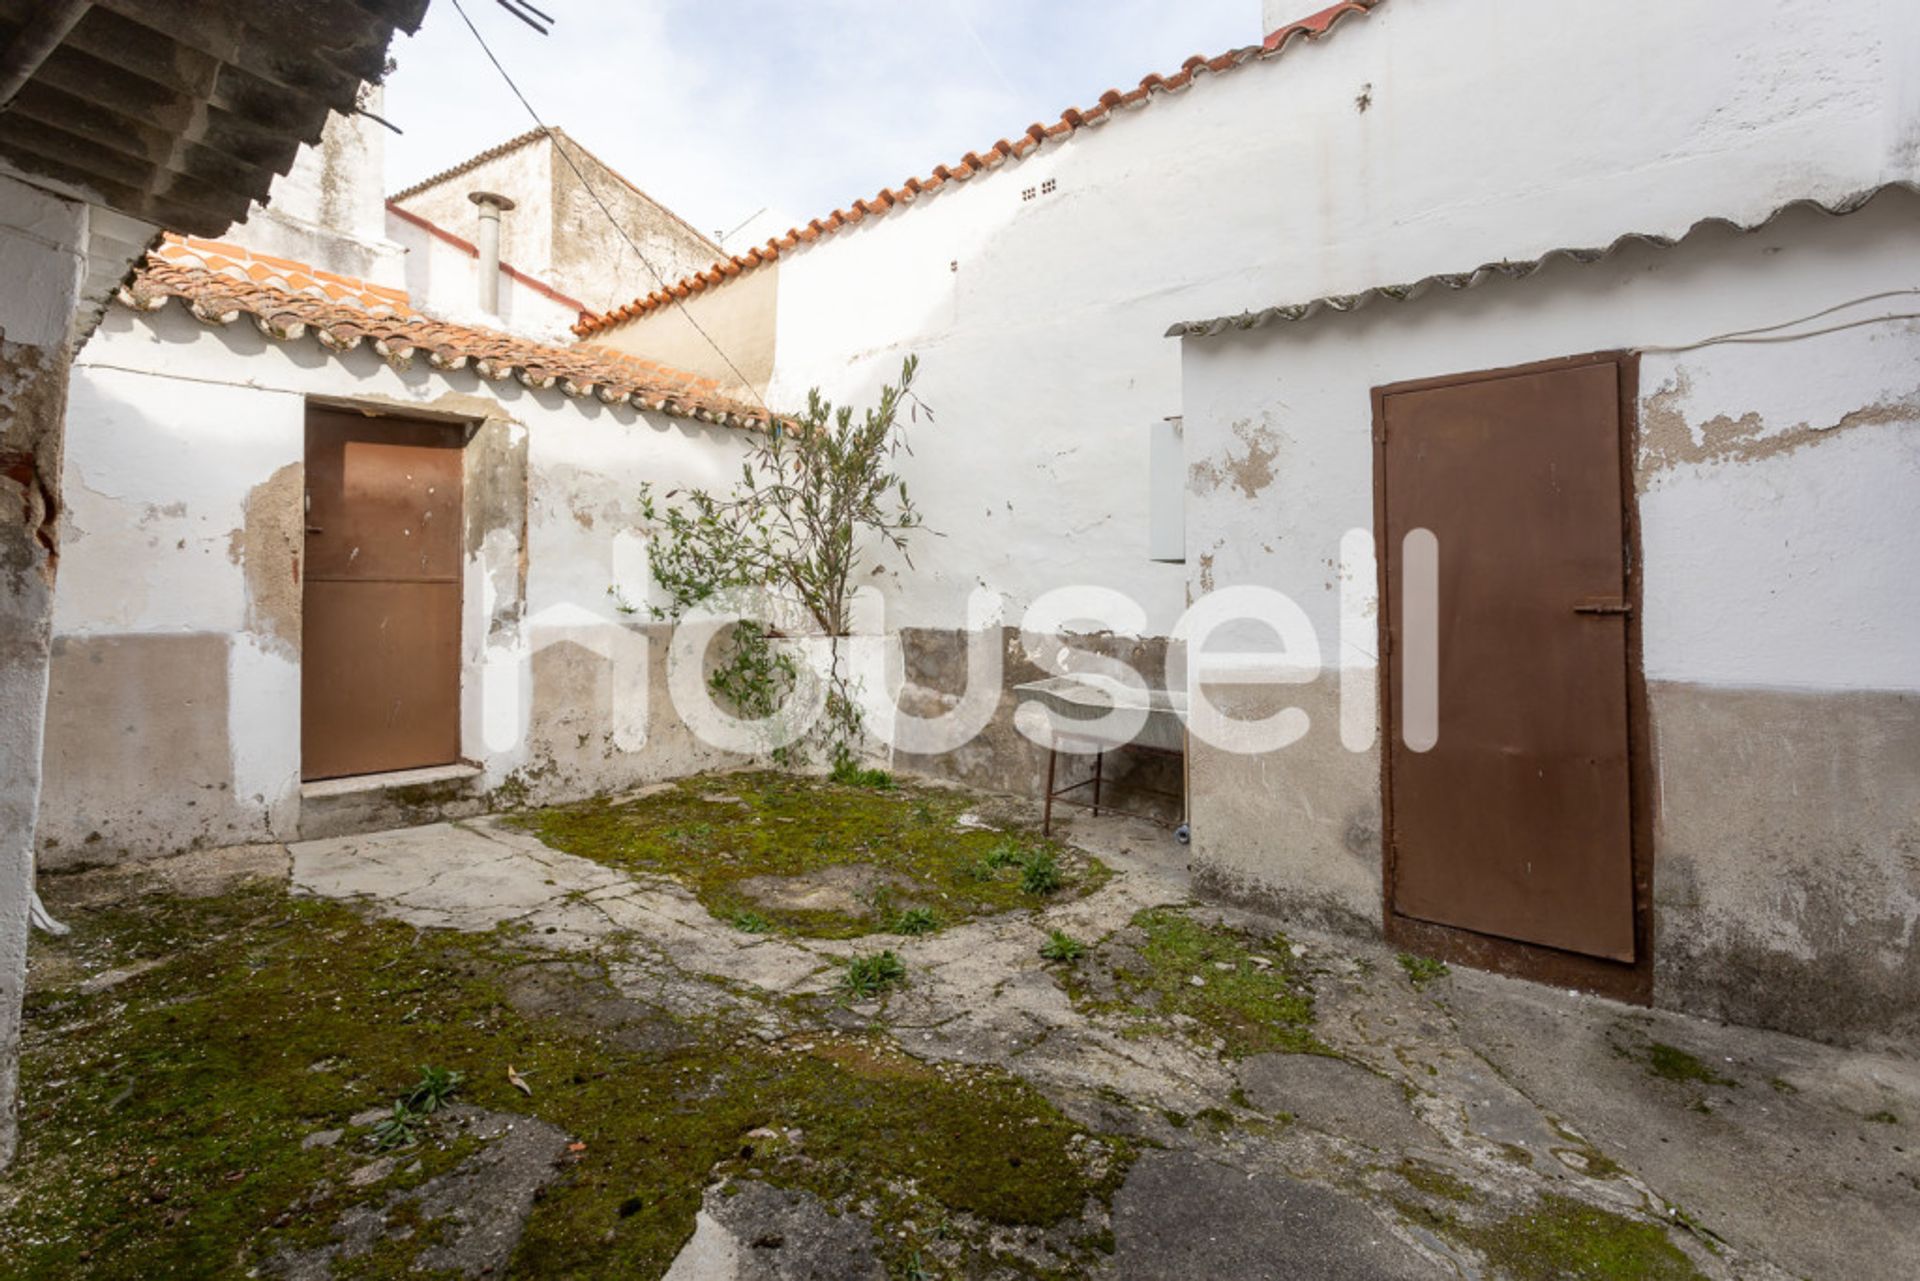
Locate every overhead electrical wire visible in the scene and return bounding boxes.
[448,0,771,412]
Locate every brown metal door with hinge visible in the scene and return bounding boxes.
[1380,360,1635,961]
[301,410,464,781]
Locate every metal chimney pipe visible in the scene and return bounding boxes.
[467,190,516,316]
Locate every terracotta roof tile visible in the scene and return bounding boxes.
[573,0,1386,338]
[122,244,771,430]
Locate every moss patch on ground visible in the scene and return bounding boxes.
[0,884,1129,1280]
[512,769,1108,938]
[1066,907,1324,1058]
[1449,1194,1706,1281]
[1644,1042,1738,1088]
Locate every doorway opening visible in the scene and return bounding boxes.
[1373,353,1653,1002]
[301,407,466,782]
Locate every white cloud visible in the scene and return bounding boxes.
[383,0,1259,241]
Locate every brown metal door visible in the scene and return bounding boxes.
[301,410,464,781]
[1381,360,1635,961]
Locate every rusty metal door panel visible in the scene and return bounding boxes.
[1382,361,1634,961]
[301,411,464,781]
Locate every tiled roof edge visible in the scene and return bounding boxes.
[572,0,1386,338]
[1164,183,1920,338]
[116,258,773,431]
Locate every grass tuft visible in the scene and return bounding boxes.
[840,950,908,1000]
[1397,952,1449,990]
[891,906,938,936]
[1040,930,1086,963]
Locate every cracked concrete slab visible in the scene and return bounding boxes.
[1108,1149,1433,1280]
[274,797,1915,1281]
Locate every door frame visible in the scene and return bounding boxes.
[299,400,479,782]
[1370,350,1655,1004]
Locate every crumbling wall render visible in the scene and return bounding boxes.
[41,362,306,867]
[1637,334,1920,1049]
[0,172,88,1167]
[1177,194,1920,1048]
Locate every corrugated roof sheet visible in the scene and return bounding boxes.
[1165,186,1919,339]
[572,0,1387,339]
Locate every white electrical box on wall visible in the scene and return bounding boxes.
[1148,415,1185,562]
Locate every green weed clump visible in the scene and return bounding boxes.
[731,909,773,934]
[891,906,938,936]
[1397,952,1449,990]
[1041,930,1086,964]
[830,756,897,790]
[841,950,908,1000]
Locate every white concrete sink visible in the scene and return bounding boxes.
[1014,675,1188,753]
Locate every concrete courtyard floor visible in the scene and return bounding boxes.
[6,772,1918,1279]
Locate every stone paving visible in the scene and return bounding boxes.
[280,792,1920,1281]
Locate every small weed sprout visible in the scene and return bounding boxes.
[840,950,908,999]
[369,1065,463,1149]
[732,909,772,934]
[369,1102,422,1151]
[1397,952,1449,990]
[892,906,938,936]
[1021,851,1062,896]
[406,1065,463,1114]
[1040,930,1085,963]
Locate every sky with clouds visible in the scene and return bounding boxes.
[381,0,1262,245]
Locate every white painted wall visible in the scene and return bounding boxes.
[393,140,556,286]
[749,0,1919,635]
[1179,192,1920,700]
[387,208,584,343]
[51,302,754,854]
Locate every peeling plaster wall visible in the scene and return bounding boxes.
[0,169,88,1169]
[1176,192,1920,1047]
[45,302,753,865]
[744,0,1918,639]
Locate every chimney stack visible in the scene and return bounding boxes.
[467,190,516,316]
